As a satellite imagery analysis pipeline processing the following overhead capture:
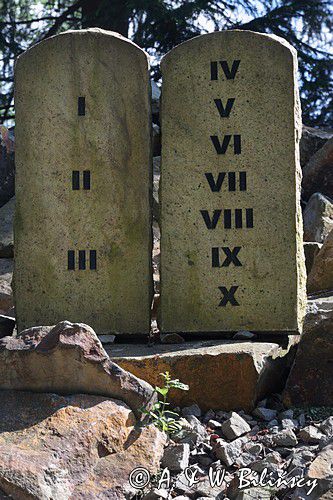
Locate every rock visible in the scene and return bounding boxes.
[252,407,277,421]
[299,425,325,444]
[284,301,333,407]
[0,315,15,338]
[98,334,115,344]
[304,242,322,274]
[182,404,202,418]
[108,339,297,412]
[160,333,185,344]
[300,125,333,167]
[303,137,333,201]
[0,321,155,417]
[308,444,333,491]
[0,197,14,258]
[233,330,257,340]
[215,436,247,466]
[0,127,15,208]
[279,409,294,420]
[303,193,333,243]
[251,451,282,473]
[161,443,190,472]
[151,80,161,116]
[288,446,316,468]
[236,488,271,500]
[281,418,298,430]
[0,390,166,499]
[272,429,298,446]
[308,229,333,293]
[0,259,13,314]
[320,417,333,437]
[153,123,161,156]
[207,419,222,429]
[221,412,251,440]
[143,489,169,500]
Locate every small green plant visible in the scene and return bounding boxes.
[140,371,189,434]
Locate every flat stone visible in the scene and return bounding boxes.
[220,412,251,440]
[303,137,333,200]
[300,125,333,167]
[0,197,14,258]
[107,339,296,412]
[0,390,166,499]
[215,436,248,466]
[161,443,190,472]
[272,429,298,446]
[0,321,155,417]
[303,193,333,243]
[284,300,333,407]
[14,29,153,334]
[159,30,306,333]
[304,242,322,275]
[0,259,13,314]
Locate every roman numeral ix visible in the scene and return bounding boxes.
[212,247,242,267]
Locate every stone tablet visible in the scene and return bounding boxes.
[14,29,152,334]
[159,30,306,333]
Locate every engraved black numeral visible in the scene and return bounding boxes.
[200,209,254,229]
[210,60,241,80]
[210,134,241,155]
[219,286,239,306]
[72,170,91,190]
[78,96,85,116]
[72,171,80,190]
[68,250,75,270]
[67,250,97,270]
[204,172,247,193]
[214,98,235,118]
[212,247,242,267]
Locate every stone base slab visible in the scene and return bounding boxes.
[107,339,297,412]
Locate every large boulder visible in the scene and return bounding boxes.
[300,125,333,167]
[0,197,14,258]
[302,137,333,201]
[0,390,166,499]
[0,127,15,208]
[0,259,13,314]
[108,339,297,412]
[283,297,333,407]
[0,321,155,416]
[307,229,333,293]
[303,192,333,243]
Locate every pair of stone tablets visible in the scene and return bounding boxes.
[14,28,306,335]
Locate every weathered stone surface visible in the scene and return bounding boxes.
[283,299,333,407]
[215,436,248,466]
[162,443,190,472]
[0,197,14,258]
[159,30,306,333]
[307,229,333,293]
[303,137,333,201]
[300,125,333,167]
[108,339,297,411]
[0,390,166,499]
[14,28,152,334]
[272,429,298,446]
[0,127,15,209]
[308,444,333,481]
[304,242,322,275]
[0,259,13,314]
[220,412,251,440]
[0,321,155,416]
[303,193,333,243]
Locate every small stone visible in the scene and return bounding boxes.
[98,334,115,344]
[221,412,251,440]
[253,407,277,421]
[160,333,185,344]
[298,414,306,427]
[267,419,279,428]
[272,429,298,447]
[181,404,201,418]
[251,451,282,473]
[207,419,222,429]
[279,409,294,420]
[281,418,298,430]
[203,409,215,422]
[299,425,325,444]
[233,330,257,340]
[243,442,263,456]
[161,443,190,472]
[215,436,247,466]
[320,416,333,437]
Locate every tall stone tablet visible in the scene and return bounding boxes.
[160,30,306,333]
[14,29,152,334]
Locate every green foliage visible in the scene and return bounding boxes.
[0,0,332,125]
[140,371,189,434]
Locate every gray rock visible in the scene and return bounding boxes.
[98,335,115,344]
[251,451,282,473]
[243,442,263,456]
[215,436,247,466]
[236,487,271,500]
[304,242,322,274]
[288,447,316,468]
[252,407,277,421]
[207,419,222,429]
[143,489,169,500]
[162,443,190,472]
[303,193,333,243]
[221,412,251,440]
[299,425,326,444]
[279,409,294,420]
[281,418,298,430]
[182,404,201,418]
[272,429,298,446]
[0,197,14,258]
[267,419,279,428]
[320,416,333,437]
[300,125,333,167]
[233,330,256,340]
